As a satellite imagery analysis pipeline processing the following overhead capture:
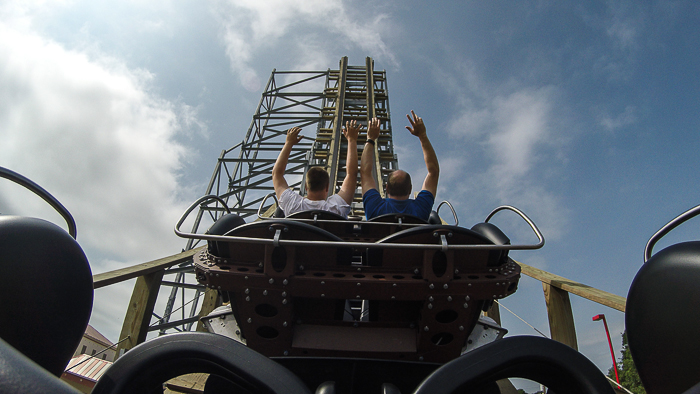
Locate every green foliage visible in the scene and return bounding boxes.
[607,332,646,394]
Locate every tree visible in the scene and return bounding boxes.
[608,332,646,394]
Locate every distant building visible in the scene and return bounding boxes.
[60,325,116,393]
[61,354,112,393]
[72,324,116,362]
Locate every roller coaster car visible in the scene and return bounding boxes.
[2,168,700,394]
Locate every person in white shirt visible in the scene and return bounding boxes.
[272,121,360,218]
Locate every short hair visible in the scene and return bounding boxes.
[306,167,330,192]
[386,170,412,197]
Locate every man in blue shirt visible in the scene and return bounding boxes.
[360,111,440,221]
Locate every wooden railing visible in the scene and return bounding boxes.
[95,252,626,358]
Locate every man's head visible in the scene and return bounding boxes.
[386,170,412,199]
[306,166,330,198]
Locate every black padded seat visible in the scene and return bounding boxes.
[286,209,347,221]
[471,222,511,267]
[626,241,700,394]
[0,216,93,377]
[205,213,246,258]
[219,219,352,269]
[92,332,311,394]
[413,336,615,394]
[368,212,428,225]
[372,225,494,272]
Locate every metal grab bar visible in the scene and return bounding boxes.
[436,200,459,226]
[175,206,545,252]
[644,204,700,263]
[257,192,279,219]
[484,205,545,250]
[174,195,231,236]
[0,166,78,239]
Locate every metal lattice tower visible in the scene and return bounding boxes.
[147,57,399,337]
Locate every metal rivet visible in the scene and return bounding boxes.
[455,269,459,274]
[428,296,434,302]
[283,321,288,327]
[391,296,396,299]
[269,278,274,284]
[282,291,287,297]
[443,284,448,289]
[428,304,433,309]
[419,356,424,361]
[414,269,420,274]
[424,326,429,332]
[283,279,288,285]
[245,276,249,280]
[356,295,361,298]
[459,326,464,331]
[263,290,268,295]
[321,294,325,297]
[284,351,289,356]
[245,288,250,294]
[463,303,468,308]
[429,284,434,289]
[245,296,250,302]
[465,296,470,301]
[299,265,305,271]
[393,284,397,287]
[357,282,361,286]
[321,281,325,285]
[247,318,252,323]
[282,299,287,304]
[447,296,453,301]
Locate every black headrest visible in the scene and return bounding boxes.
[626,241,700,394]
[0,216,93,377]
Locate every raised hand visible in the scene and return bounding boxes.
[286,126,303,145]
[367,117,381,141]
[406,110,426,138]
[343,120,361,142]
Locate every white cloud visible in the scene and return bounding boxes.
[211,0,397,91]
[441,85,568,242]
[599,105,637,131]
[0,23,197,268]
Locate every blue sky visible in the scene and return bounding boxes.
[2,1,699,390]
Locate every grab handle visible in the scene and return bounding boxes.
[0,166,77,239]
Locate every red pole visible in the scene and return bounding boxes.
[593,314,620,388]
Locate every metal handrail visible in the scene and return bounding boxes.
[175,195,231,235]
[436,200,459,226]
[644,204,700,263]
[484,205,545,250]
[257,192,279,219]
[175,201,546,252]
[0,166,78,239]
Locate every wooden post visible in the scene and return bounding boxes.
[543,282,578,350]
[115,270,164,359]
[195,288,221,332]
[483,301,501,325]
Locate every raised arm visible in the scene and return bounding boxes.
[272,127,303,199]
[337,120,361,204]
[360,117,381,194]
[406,110,439,197]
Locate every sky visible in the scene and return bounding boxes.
[2,0,699,391]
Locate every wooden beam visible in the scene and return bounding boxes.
[92,246,205,289]
[483,302,501,326]
[543,282,578,350]
[115,270,165,359]
[517,260,626,312]
[195,288,221,332]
